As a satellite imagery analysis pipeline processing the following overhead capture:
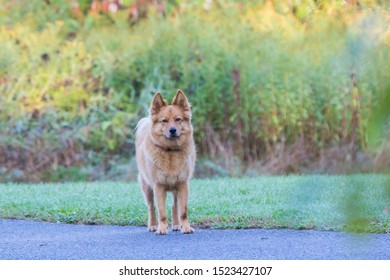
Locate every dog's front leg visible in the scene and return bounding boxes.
[177,183,194,234]
[155,184,169,235]
[172,191,180,231]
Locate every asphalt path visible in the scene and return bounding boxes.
[1,219,389,260]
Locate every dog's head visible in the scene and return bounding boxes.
[150,89,193,149]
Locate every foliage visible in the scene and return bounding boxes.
[0,0,390,181]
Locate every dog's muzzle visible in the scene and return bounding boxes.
[168,127,179,138]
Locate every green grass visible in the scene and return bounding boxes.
[1,175,389,233]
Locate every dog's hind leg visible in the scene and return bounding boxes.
[139,176,157,232]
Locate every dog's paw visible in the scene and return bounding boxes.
[156,225,169,235]
[181,226,195,234]
[172,225,181,231]
[147,225,158,232]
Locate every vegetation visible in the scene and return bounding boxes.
[0,175,389,233]
[1,1,390,181]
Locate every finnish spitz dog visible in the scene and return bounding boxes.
[135,90,195,234]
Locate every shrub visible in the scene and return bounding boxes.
[0,0,389,181]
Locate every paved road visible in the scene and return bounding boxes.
[1,219,389,260]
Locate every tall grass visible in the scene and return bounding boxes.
[0,1,390,181]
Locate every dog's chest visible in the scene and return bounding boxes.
[153,152,192,185]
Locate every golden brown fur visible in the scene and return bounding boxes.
[135,90,196,234]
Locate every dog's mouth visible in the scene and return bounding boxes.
[166,134,180,139]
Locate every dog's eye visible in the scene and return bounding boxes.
[175,118,181,122]
[162,119,168,123]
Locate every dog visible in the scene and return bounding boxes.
[135,89,196,234]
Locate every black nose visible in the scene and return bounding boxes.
[169,127,177,135]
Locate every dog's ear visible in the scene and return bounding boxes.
[172,89,191,112]
[150,92,168,115]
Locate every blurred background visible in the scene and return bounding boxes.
[0,0,389,182]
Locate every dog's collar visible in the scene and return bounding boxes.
[165,147,181,152]
[154,144,181,152]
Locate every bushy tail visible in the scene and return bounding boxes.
[135,117,151,143]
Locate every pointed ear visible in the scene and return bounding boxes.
[150,92,168,115]
[172,89,191,112]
